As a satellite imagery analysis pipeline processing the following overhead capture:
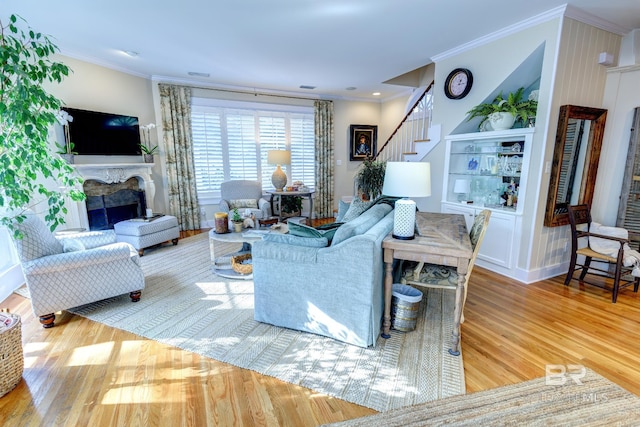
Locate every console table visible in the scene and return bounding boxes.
[382,212,472,356]
[266,190,315,222]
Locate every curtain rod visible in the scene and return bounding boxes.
[170,83,331,103]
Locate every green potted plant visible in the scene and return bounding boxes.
[1,14,85,238]
[356,157,386,201]
[139,123,157,163]
[466,87,538,131]
[53,110,77,164]
[280,195,302,218]
[231,208,243,232]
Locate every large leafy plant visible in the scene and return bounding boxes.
[356,157,386,200]
[0,14,85,238]
[466,87,538,129]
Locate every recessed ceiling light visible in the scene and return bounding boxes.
[299,85,316,90]
[122,50,139,57]
[372,92,381,96]
[346,87,357,91]
[188,72,210,77]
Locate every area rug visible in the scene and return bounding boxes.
[325,368,640,426]
[24,233,465,412]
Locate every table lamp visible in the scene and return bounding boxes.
[382,161,431,240]
[454,179,470,202]
[267,150,291,192]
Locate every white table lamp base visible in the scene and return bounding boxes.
[393,199,416,240]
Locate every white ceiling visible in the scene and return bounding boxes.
[2,1,639,101]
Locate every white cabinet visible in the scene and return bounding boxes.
[441,128,534,277]
[441,204,516,272]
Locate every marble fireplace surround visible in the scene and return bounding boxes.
[63,163,156,230]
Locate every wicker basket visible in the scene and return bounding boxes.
[231,253,253,275]
[0,311,23,398]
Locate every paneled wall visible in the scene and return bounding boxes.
[533,18,622,278]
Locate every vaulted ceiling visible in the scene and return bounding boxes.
[2,1,639,101]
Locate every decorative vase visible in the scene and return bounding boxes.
[60,154,74,164]
[143,154,154,163]
[488,112,516,130]
[233,221,243,233]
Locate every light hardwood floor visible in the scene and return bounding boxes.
[1,241,639,426]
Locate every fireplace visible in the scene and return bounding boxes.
[61,163,157,231]
[84,178,147,230]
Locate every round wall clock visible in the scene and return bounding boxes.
[444,68,473,99]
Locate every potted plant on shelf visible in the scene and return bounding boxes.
[466,87,538,131]
[1,14,85,238]
[231,208,243,232]
[139,123,157,163]
[355,157,386,201]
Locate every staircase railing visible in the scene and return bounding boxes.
[373,81,434,163]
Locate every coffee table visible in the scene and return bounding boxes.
[209,225,287,279]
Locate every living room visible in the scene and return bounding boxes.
[2,2,640,426]
[31,8,640,283]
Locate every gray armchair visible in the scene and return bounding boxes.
[12,212,145,328]
[219,180,271,219]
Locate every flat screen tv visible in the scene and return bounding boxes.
[63,107,142,155]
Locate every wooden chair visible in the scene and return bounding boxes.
[400,209,491,322]
[565,204,640,303]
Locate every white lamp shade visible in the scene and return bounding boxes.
[382,162,431,197]
[382,162,431,240]
[267,150,291,165]
[454,179,471,194]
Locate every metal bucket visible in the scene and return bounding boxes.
[391,284,423,332]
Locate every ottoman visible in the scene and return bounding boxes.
[114,215,180,256]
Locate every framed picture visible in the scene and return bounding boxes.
[349,124,377,161]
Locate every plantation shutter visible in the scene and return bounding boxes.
[191,99,315,201]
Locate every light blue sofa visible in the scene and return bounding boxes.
[252,203,394,347]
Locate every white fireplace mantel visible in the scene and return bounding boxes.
[63,163,156,230]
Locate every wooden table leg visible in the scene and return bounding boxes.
[382,249,394,339]
[449,270,465,356]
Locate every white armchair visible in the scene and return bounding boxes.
[12,212,145,328]
[219,180,272,219]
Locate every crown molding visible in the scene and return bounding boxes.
[564,4,630,35]
[58,50,150,80]
[150,75,410,104]
[431,4,629,63]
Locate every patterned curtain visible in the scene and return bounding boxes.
[314,100,335,219]
[158,84,200,231]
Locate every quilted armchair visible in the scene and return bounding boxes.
[219,180,271,219]
[13,212,145,328]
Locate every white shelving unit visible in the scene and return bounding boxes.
[441,128,535,276]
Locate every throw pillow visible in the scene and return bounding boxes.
[341,198,373,222]
[288,221,322,238]
[335,199,351,222]
[289,221,341,243]
[314,222,343,243]
[229,199,258,209]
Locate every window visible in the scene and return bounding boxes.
[191,98,315,202]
